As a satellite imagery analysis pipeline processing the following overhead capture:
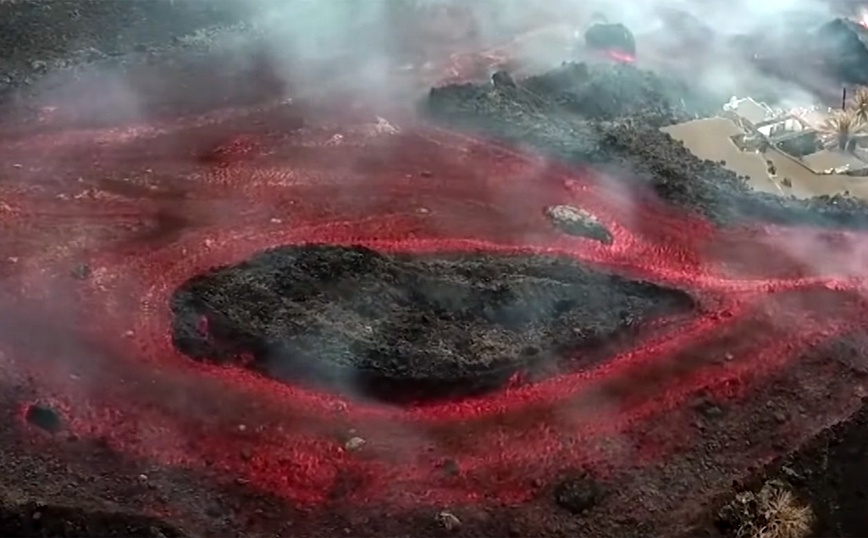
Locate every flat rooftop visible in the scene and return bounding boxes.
[801,149,867,174]
[663,117,868,200]
[726,97,773,125]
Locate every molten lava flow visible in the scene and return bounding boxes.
[1,95,868,510]
[858,6,868,29]
[602,48,636,63]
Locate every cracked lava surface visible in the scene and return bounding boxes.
[1,79,868,527]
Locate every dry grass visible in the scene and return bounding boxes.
[753,487,814,538]
[731,482,814,538]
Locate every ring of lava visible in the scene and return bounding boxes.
[2,86,868,514]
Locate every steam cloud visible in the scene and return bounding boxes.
[219,0,845,107]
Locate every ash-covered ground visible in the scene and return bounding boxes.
[0,0,245,99]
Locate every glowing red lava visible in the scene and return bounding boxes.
[1,93,867,511]
[601,48,636,63]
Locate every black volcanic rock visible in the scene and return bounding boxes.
[554,472,601,514]
[492,70,516,89]
[815,18,868,84]
[25,404,63,433]
[170,244,693,402]
[584,23,636,56]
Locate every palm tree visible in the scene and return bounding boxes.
[819,110,865,152]
[850,86,868,124]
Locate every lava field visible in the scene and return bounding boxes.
[3,2,868,538]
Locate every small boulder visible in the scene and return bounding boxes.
[491,70,516,88]
[25,403,63,433]
[554,472,601,514]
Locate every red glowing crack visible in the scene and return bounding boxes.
[2,100,868,507]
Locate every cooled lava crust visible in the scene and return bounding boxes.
[3,3,868,538]
[171,244,693,401]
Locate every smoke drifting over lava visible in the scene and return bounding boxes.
[7,2,868,536]
[127,0,854,146]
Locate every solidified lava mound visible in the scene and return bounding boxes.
[739,16,868,87]
[815,18,868,84]
[584,22,636,56]
[425,62,868,229]
[518,62,703,123]
[170,243,693,401]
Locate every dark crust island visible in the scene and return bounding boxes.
[170,244,694,402]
